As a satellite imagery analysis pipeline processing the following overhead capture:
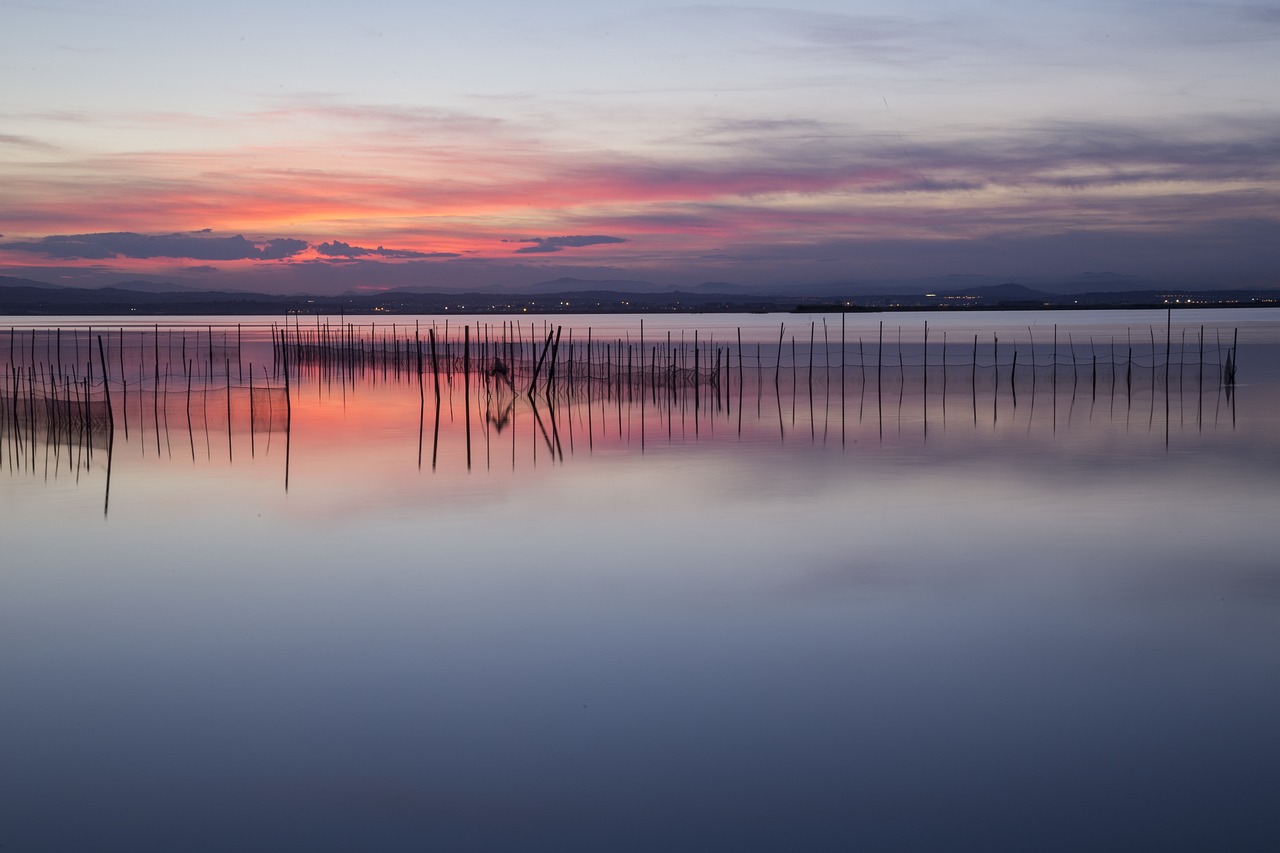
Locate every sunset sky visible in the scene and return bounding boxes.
[2,0,1278,294]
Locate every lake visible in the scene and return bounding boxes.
[3,309,1279,851]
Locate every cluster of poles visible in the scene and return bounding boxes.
[1,325,290,506]
[272,313,1240,418]
[2,311,1243,487]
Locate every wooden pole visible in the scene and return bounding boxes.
[545,325,563,395]
[96,336,114,430]
[775,322,784,386]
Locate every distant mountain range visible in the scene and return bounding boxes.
[376,276,762,296]
[2,274,1276,315]
[0,275,204,293]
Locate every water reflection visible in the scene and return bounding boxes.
[2,311,1279,851]
[0,314,1254,509]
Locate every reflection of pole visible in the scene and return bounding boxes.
[529,395,556,459]
[103,423,114,519]
[281,330,291,493]
[464,325,472,471]
[941,330,948,420]
[432,390,441,472]
[284,408,291,493]
[694,331,700,432]
[877,321,884,408]
[736,330,744,438]
[119,328,129,440]
[249,366,256,458]
[1197,325,1203,431]
[546,397,564,461]
[971,335,978,425]
[808,344,815,443]
[993,335,999,425]
[417,330,424,470]
[429,328,441,402]
[1011,347,1018,407]
[187,359,195,461]
[641,343,647,452]
[225,358,232,462]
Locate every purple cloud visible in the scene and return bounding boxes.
[509,235,628,254]
[316,240,460,259]
[1,232,308,261]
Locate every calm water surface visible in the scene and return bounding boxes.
[3,310,1279,850]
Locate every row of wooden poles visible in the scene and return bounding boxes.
[273,318,733,401]
[1,314,1242,436]
[1,325,293,477]
[271,313,1241,401]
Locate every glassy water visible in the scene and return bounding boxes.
[3,310,1279,851]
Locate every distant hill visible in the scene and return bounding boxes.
[101,279,201,293]
[0,275,66,290]
[515,277,661,294]
[941,282,1060,302]
[687,281,756,294]
[1050,272,1152,295]
[2,273,1276,315]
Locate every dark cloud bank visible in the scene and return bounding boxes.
[315,240,459,259]
[2,232,460,262]
[3,232,308,261]
[507,235,628,254]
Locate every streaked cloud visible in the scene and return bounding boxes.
[0,133,59,152]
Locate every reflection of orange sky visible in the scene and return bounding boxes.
[6,334,1272,528]
[87,365,1262,528]
[268,365,1267,474]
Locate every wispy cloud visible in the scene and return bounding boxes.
[658,5,952,63]
[1149,1,1280,46]
[0,133,59,152]
[251,98,509,140]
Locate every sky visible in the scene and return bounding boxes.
[1,0,1278,294]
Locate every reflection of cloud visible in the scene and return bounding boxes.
[3,232,308,261]
[508,235,628,254]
